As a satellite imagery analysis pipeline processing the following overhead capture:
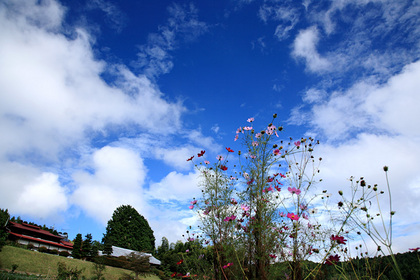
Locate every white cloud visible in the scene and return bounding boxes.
[306,61,420,140]
[0,0,185,164]
[154,146,198,171]
[294,61,420,252]
[292,26,331,73]
[147,170,201,203]
[16,172,69,219]
[136,3,208,78]
[258,3,300,41]
[72,146,148,225]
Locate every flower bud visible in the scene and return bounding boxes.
[273,113,277,118]
[339,190,343,196]
[383,166,388,172]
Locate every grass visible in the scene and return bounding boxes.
[0,246,161,280]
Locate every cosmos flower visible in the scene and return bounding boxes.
[287,212,299,221]
[288,187,301,195]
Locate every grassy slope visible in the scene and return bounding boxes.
[0,246,160,280]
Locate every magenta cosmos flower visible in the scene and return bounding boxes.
[287,212,299,221]
[288,187,301,195]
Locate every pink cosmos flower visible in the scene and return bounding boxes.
[217,155,224,161]
[273,149,280,155]
[252,141,259,147]
[302,213,309,220]
[231,198,238,205]
[279,212,286,217]
[325,254,340,265]
[288,187,301,195]
[331,235,347,245]
[409,247,420,252]
[294,141,301,147]
[189,205,194,209]
[287,212,299,221]
[204,160,210,164]
[247,117,254,122]
[234,134,239,141]
[241,205,250,212]
[223,263,233,269]
[243,126,253,131]
[223,215,236,222]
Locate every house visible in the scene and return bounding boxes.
[6,221,73,253]
[100,245,161,266]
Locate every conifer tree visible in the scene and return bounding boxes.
[102,205,155,252]
[72,233,83,259]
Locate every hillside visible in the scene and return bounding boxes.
[0,246,160,280]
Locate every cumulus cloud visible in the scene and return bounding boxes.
[0,0,190,228]
[305,61,420,140]
[16,172,68,218]
[72,146,147,225]
[147,170,201,203]
[294,60,420,251]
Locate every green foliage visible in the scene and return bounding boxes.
[102,205,155,252]
[59,251,71,257]
[38,247,48,253]
[91,258,106,280]
[0,208,10,251]
[124,252,152,279]
[56,261,84,280]
[72,234,83,259]
[81,234,97,260]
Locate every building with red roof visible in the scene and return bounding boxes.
[6,221,73,253]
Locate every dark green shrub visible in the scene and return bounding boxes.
[59,251,70,257]
[38,246,48,253]
[57,261,84,280]
[49,249,59,255]
[26,243,34,250]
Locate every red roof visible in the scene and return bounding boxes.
[8,232,73,249]
[8,221,64,240]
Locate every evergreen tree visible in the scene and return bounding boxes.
[81,233,93,259]
[0,208,10,251]
[72,233,83,259]
[102,235,113,256]
[157,237,169,258]
[102,205,155,252]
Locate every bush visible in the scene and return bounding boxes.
[26,243,34,250]
[49,249,59,255]
[57,261,84,280]
[98,256,130,269]
[59,251,70,257]
[38,246,48,253]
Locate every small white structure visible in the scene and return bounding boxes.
[100,245,161,265]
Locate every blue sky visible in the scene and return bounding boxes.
[1,0,419,254]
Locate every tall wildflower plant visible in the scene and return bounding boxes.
[185,116,390,280]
